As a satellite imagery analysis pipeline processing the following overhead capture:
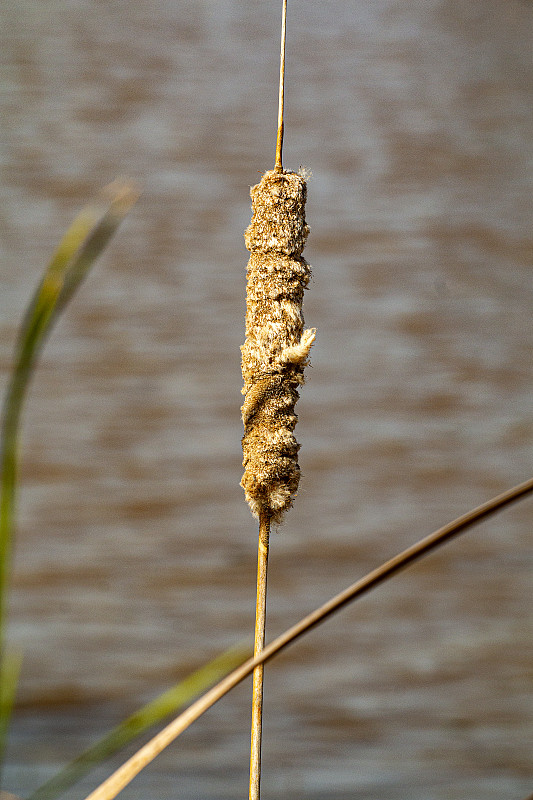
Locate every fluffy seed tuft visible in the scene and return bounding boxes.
[241,169,315,524]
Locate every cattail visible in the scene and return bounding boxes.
[244,5,315,799]
[241,168,315,524]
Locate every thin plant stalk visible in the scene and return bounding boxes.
[248,511,270,800]
[274,0,287,172]
[0,180,138,779]
[80,475,533,800]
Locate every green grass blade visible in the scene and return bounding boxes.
[25,644,249,800]
[0,180,139,778]
[0,648,22,774]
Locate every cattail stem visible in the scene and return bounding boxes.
[274,0,287,172]
[248,510,270,800]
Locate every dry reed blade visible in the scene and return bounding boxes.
[79,476,533,800]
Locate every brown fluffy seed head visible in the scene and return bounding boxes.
[241,169,316,524]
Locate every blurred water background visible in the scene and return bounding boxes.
[0,1,532,798]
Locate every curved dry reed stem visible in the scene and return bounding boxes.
[249,511,270,800]
[81,476,533,800]
[275,0,287,172]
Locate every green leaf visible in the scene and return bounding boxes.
[0,180,139,778]
[25,643,249,800]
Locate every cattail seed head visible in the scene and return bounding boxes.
[241,169,315,523]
